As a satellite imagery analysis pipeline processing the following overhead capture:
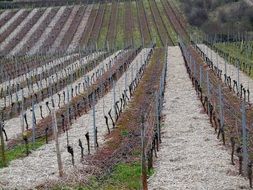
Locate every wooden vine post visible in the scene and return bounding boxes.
[237,59,240,93]
[241,101,248,176]
[52,108,63,177]
[32,99,36,148]
[141,115,148,190]
[0,121,6,167]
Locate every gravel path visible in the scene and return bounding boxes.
[198,44,253,102]
[148,46,249,190]
[0,53,100,109]
[9,7,53,56]
[50,5,80,53]
[0,8,38,52]
[4,52,104,140]
[0,9,26,35]
[0,54,76,105]
[0,48,149,189]
[67,5,93,52]
[0,9,11,22]
[28,6,66,55]
[0,53,74,90]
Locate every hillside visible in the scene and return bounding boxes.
[178,0,253,34]
[0,0,253,189]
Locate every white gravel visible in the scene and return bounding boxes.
[67,5,93,53]
[0,9,26,35]
[0,54,76,106]
[28,6,67,55]
[0,53,74,90]
[0,53,100,108]
[0,9,11,22]
[4,52,104,140]
[0,8,39,52]
[198,44,253,102]
[50,5,80,53]
[0,48,150,189]
[9,7,53,56]
[148,46,249,190]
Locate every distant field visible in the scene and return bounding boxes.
[0,0,177,57]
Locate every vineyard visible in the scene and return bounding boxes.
[0,0,253,189]
[0,0,178,56]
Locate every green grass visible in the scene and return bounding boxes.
[171,0,181,10]
[102,162,154,190]
[120,129,129,138]
[95,0,181,48]
[213,42,253,78]
[115,2,125,49]
[97,3,111,50]
[214,42,253,66]
[0,137,46,168]
[215,42,253,62]
[104,163,142,189]
[53,162,154,190]
[132,1,142,48]
[156,0,178,44]
[142,0,162,47]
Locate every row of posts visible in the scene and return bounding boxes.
[141,48,168,190]
[0,46,155,174]
[179,38,251,186]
